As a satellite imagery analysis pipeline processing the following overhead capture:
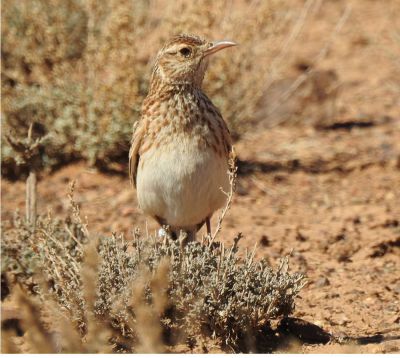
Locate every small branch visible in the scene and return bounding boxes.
[26,171,37,229]
[26,123,37,228]
[67,181,90,238]
[210,148,238,244]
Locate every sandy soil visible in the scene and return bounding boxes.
[2,0,400,353]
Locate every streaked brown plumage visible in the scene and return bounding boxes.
[129,34,236,240]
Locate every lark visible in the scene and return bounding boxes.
[129,34,236,240]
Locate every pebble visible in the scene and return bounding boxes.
[315,277,330,288]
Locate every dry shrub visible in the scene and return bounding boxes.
[1,0,143,176]
[2,0,302,178]
[1,0,88,178]
[2,201,305,353]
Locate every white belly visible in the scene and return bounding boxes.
[136,139,229,229]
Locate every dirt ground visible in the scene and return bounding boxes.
[2,0,400,353]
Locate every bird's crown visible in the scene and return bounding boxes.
[149,34,236,91]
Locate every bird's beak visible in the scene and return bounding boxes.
[203,40,237,57]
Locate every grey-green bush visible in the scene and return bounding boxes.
[2,210,305,353]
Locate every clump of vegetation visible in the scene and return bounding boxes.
[95,233,305,351]
[2,0,299,179]
[2,189,305,353]
[2,0,143,178]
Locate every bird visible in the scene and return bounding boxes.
[129,34,236,241]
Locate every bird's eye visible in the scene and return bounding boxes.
[179,47,192,57]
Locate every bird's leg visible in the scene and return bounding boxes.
[188,230,196,242]
[206,217,211,236]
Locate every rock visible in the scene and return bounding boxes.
[315,277,330,288]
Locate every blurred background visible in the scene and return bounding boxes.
[2,0,400,353]
[2,0,398,178]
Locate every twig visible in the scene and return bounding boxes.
[26,123,37,228]
[250,174,276,196]
[26,171,37,229]
[210,148,238,244]
[64,225,83,248]
[68,181,90,238]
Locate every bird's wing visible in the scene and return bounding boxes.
[220,117,233,155]
[202,93,233,156]
[213,107,232,155]
[129,119,145,188]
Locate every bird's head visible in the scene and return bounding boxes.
[150,34,236,90]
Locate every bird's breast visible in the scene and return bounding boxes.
[136,132,229,228]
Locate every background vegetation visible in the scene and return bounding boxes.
[2,0,296,179]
